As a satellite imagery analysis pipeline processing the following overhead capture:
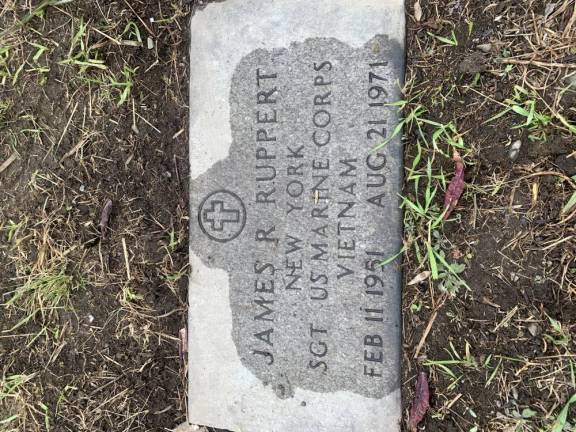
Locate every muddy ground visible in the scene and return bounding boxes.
[0,0,575,431]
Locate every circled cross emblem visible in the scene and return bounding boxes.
[198,190,246,243]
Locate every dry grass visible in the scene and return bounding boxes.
[403,0,576,430]
[1,1,190,430]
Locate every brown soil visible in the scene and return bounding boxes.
[1,1,190,431]
[402,0,575,431]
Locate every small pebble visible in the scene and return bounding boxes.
[528,323,540,337]
[509,140,522,161]
[511,387,518,400]
[477,43,492,53]
[545,2,559,19]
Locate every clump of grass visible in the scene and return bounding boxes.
[59,17,107,72]
[428,29,459,47]
[424,341,478,391]
[0,0,73,40]
[497,407,539,432]
[109,65,136,105]
[2,218,28,246]
[379,95,470,295]
[0,373,36,432]
[485,85,553,141]
[544,316,571,348]
[6,261,84,328]
[58,17,139,106]
[3,218,84,328]
[18,0,74,27]
[120,21,143,47]
[550,393,576,432]
[27,41,50,85]
[160,227,181,256]
[0,2,63,88]
[120,283,143,305]
[8,267,76,310]
[159,225,188,297]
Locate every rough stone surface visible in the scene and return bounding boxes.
[188,1,405,431]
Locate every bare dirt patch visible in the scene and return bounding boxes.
[1,1,190,430]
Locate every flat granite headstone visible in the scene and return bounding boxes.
[187,1,405,431]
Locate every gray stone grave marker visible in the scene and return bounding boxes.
[187,1,405,431]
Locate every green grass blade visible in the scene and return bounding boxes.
[379,246,406,266]
[562,191,576,215]
[551,393,576,432]
[484,107,512,124]
[373,119,404,151]
[427,241,439,279]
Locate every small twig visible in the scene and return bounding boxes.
[444,393,463,412]
[58,101,79,148]
[554,207,576,225]
[0,153,17,174]
[465,86,509,108]
[135,112,161,134]
[60,132,96,161]
[48,101,78,159]
[493,306,519,332]
[542,235,575,251]
[131,98,139,134]
[122,237,131,281]
[498,58,576,69]
[414,298,446,358]
[92,27,121,45]
[414,311,437,358]
[173,154,181,187]
[471,193,478,229]
[172,128,185,140]
[517,171,576,189]
[179,327,187,362]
